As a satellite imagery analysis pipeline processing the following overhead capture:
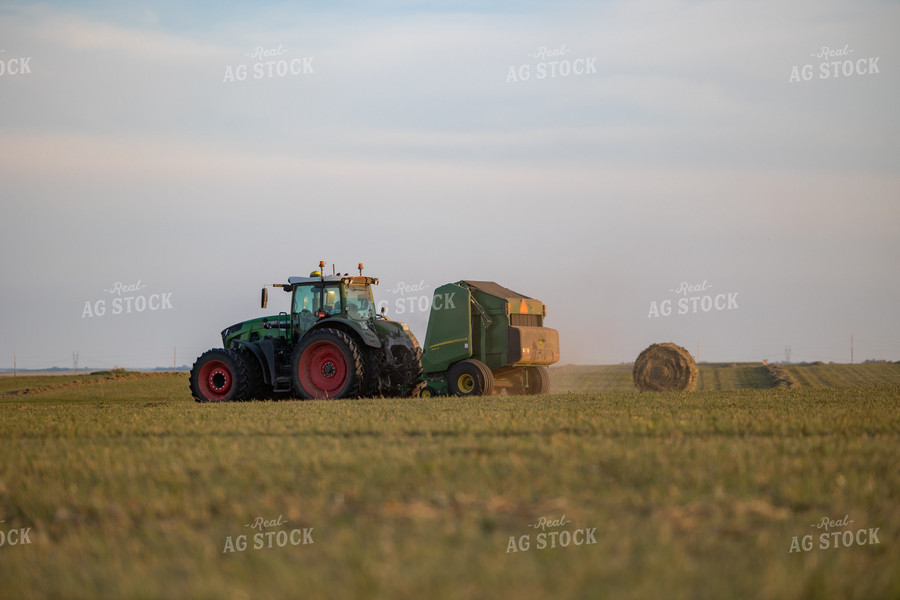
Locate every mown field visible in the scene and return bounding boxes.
[550,361,900,392]
[0,366,898,599]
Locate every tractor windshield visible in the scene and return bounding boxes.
[345,283,375,322]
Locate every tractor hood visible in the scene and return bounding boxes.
[221,315,290,347]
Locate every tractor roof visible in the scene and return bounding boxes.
[288,275,379,286]
[460,280,532,300]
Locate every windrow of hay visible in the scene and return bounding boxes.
[632,342,698,392]
[764,363,800,388]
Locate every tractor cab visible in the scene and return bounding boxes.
[257,262,380,341]
[285,273,379,341]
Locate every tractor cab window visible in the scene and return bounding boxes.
[322,285,342,316]
[293,285,317,315]
[294,284,343,318]
[292,285,319,333]
[345,283,375,322]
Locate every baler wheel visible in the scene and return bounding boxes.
[523,366,551,395]
[448,359,494,396]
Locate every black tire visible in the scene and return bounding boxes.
[360,346,381,398]
[405,346,425,397]
[292,328,364,400]
[477,361,495,396]
[447,359,494,397]
[419,385,438,398]
[233,346,266,401]
[392,344,425,397]
[189,348,249,403]
[523,366,550,395]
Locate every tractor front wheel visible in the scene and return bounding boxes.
[189,348,249,403]
[292,329,364,400]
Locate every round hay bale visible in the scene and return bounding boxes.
[633,342,698,392]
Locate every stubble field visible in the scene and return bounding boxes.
[0,364,898,599]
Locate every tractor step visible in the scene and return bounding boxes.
[273,376,292,393]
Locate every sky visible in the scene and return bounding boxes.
[1,0,898,369]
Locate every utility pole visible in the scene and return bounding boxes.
[13,351,16,377]
[174,346,177,373]
[850,333,854,364]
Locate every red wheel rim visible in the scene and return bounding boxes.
[298,340,349,398]
[199,360,233,401]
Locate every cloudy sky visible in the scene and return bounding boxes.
[1,0,898,369]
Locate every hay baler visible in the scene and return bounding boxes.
[419,281,560,396]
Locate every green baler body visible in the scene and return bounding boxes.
[421,280,559,375]
[420,282,472,373]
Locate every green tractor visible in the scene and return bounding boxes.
[189,262,423,402]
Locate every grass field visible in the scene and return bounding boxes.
[0,367,898,599]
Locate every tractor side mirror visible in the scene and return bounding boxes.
[261,287,268,309]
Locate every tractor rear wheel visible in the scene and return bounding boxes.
[189,348,249,403]
[448,359,494,397]
[292,328,364,399]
